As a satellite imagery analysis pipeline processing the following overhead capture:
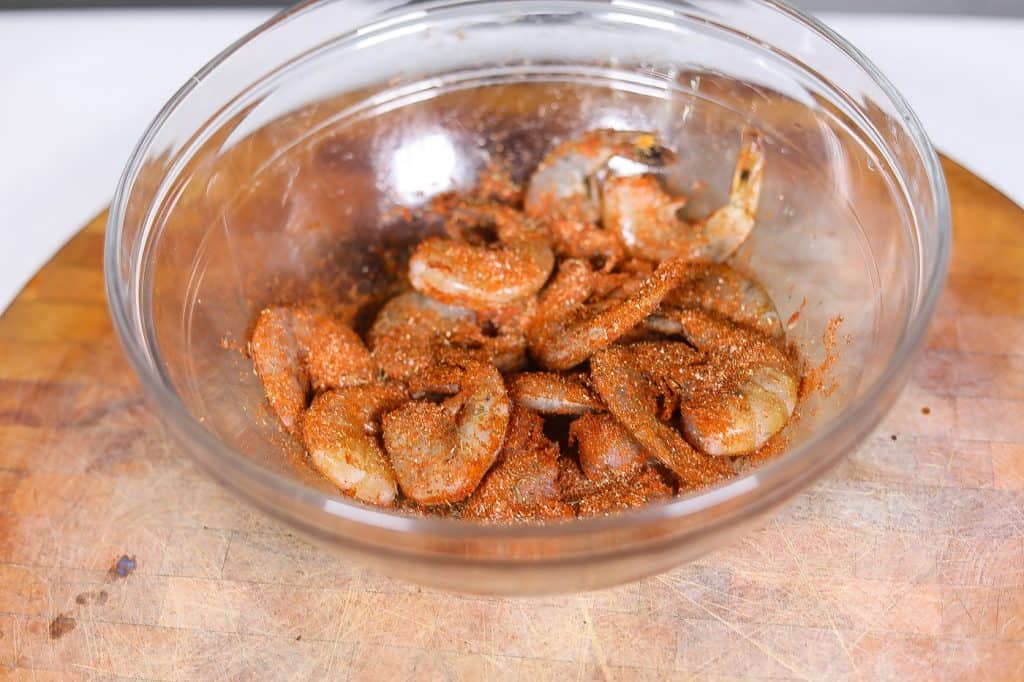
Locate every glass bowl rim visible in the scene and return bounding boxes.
[104,0,952,541]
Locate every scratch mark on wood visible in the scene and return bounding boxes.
[578,597,612,681]
[654,573,812,680]
[774,518,858,677]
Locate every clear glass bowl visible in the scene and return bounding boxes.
[105,0,950,593]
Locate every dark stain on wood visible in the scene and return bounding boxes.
[109,555,136,579]
[49,614,76,639]
[75,590,110,605]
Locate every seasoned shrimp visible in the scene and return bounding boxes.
[442,169,623,270]
[590,343,733,488]
[525,129,675,221]
[472,298,535,372]
[569,412,647,482]
[653,308,798,456]
[301,382,408,506]
[546,218,627,272]
[592,259,656,300]
[250,306,375,433]
[409,200,554,310]
[464,407,573,522]
[525,258,596,347]
[509,372,603,415]
[602,128,765,263]
[381,359,511,505]
[409,237,553,310]
[369,292,524,381]
[369,292,476,381]
[530,256,691,370]
[556,453,672,516]
[648,263,784,340]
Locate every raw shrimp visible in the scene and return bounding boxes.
[409,237,553,310]
[301,382,408,506]
[569,412,647,482]
[369,292,524,381]
[525,258,596,347]
[652,308,798,456]
[649,263,784,340]
[441,174,622,270]
[547,218,627,272]
[576,262,663,339]
[250,306,375,433]
[470,298,535,372]
[590,343,733,488]
[409,200,554,310]
[525,129,671,270]
[556,453,672,516]
[509,372,603,415]
[476,295,538,333]
[602,128,765,263]
[369,292,476,381]
[530,256,691,370]
[407,362,465,399]
[381,359,511,505]
[464,407,573,522]
[330,381,411,436]
[592,259,656,300]
[525,129,675,221]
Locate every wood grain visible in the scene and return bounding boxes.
[1,158,1022,680]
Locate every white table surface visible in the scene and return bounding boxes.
[1,10,1022,314]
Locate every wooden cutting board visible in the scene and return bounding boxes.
[1,157,1022,680]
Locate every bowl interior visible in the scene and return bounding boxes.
[108,0,947,591]
[162,73,888,482]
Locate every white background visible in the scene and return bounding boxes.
[1,10,1022,313]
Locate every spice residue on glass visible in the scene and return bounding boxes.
[248,127,805,523]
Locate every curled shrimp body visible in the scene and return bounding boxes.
[250,306,375,434]
[464,407,573,522]
[650,263,784,340]
[369,292,524,381]
[525,129,675,221]
[301,382,408,506]
[471,297,536,372]
[381,359,511,505]
[569,412,647,482]
[369,292,476,381]
[509,372,603,415]
[530,256,691,370]
[409,200,554,310]
[409,237,553,310]
[525,258,596,347]
[590,343,733,488]
[655,308,798,456]
[602,128,765,263]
